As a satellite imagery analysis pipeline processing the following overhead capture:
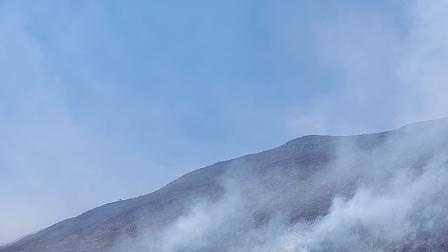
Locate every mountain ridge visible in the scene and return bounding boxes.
[3,118,448,252]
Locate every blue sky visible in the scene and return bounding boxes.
[1,0,448,244]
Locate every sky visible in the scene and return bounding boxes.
[1,0,448,244]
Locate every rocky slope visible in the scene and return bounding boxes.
[3,119,448,252]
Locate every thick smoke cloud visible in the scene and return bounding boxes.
[107,120,448,251]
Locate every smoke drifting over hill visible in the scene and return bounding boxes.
[94,120,448,252]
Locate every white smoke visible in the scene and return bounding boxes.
[107,121,448,251]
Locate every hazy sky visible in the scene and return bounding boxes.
[1,0,448,244]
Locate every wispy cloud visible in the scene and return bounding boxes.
[288,0,448,136]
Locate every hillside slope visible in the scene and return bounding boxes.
[3,119,448,252]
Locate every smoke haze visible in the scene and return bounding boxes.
[2,0,448,247]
